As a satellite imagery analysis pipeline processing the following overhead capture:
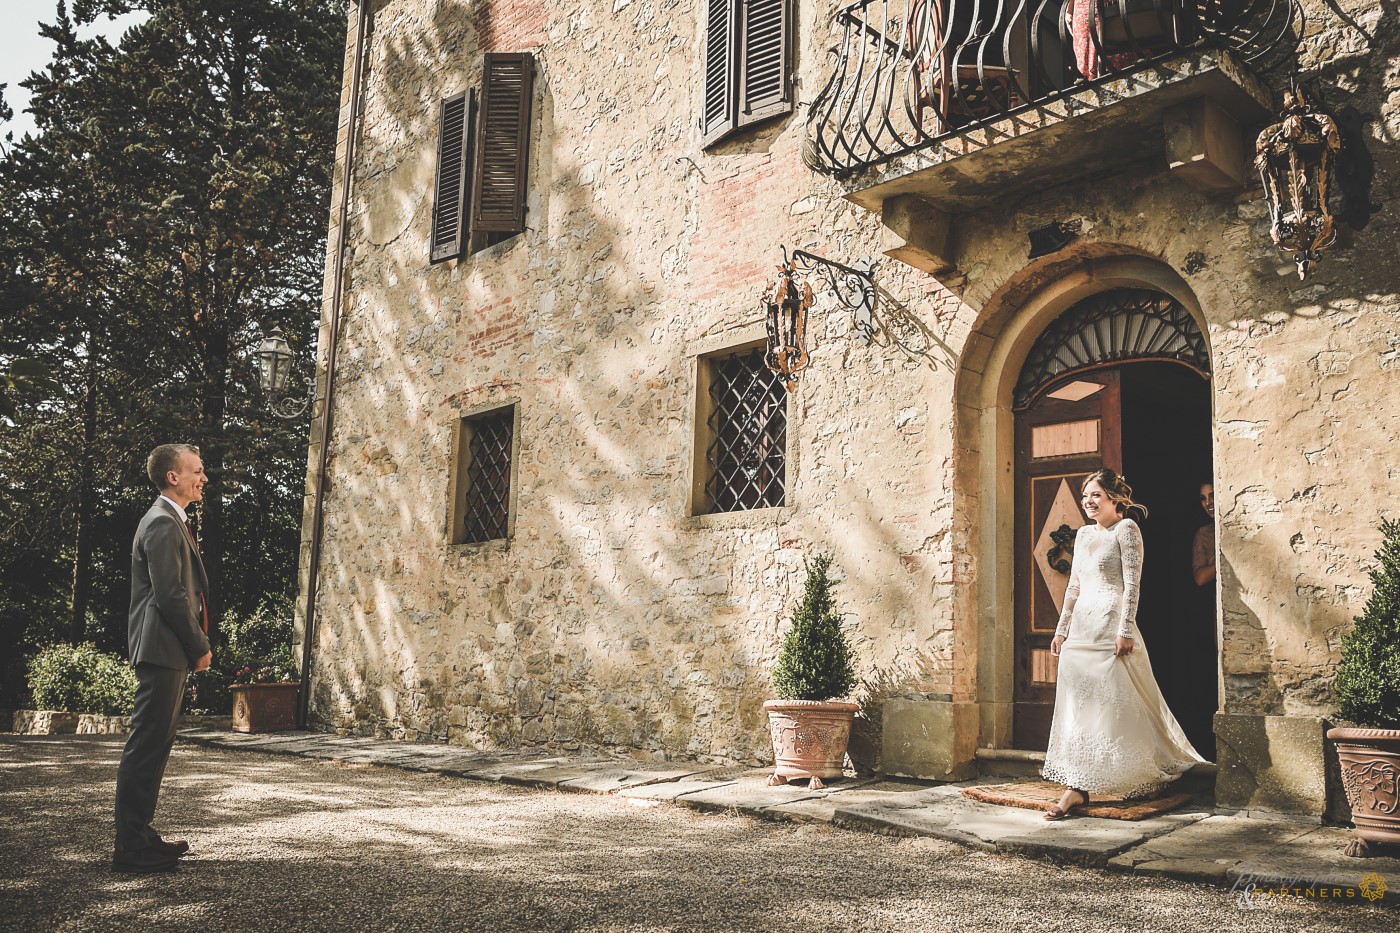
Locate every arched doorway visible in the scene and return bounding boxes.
[1011,287,1217,757]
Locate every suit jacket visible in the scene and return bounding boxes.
[128,498,211,670]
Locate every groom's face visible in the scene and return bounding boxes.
[166,450,207,506]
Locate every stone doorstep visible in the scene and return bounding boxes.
[175,730,1395,903]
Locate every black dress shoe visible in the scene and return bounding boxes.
[111,847,180,873]
[147,836,190,857]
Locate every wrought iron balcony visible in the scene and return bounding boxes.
[805,0,1303,178]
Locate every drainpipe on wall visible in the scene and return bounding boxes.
[298,1,369,728]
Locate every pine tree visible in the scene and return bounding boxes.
[0,1,341,699]
[771,554,858,701]
[1335,518,1400,728]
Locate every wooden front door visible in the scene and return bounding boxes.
[1012,370,1121,750]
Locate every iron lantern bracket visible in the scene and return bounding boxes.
[783,247,879,345]
[266,376,317,420]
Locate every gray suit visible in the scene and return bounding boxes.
[115,498,212,853]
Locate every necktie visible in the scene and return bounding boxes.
[181,518,209,634]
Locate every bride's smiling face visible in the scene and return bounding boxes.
[1081,480,1120,524]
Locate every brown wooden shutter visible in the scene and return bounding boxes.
[738,0,793,127]
[430,90,475,263]
[702,0,740,145]
[471,52,534,235]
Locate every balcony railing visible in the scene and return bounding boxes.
[805,0,1303,176]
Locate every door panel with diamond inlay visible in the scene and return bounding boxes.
[1013,370,1120,750]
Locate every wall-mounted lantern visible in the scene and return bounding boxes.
[256,327,315,419]
[1255,85,1341,280]
[761,247,878,390]
[762,261,813,392]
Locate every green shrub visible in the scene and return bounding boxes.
[771,554,858,701]
[224,597,296,672]
[1335,518,1400,728]
[231,644,299,684]
[26,643,138,715]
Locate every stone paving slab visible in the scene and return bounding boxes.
[180,728,316,749]
[459,756,606,786]
[1106,813,1315,876]
[754,778,907,822]
[992,810,1207,867]
[175,728,1398,905]
[1223,826,1400,905]
[616,772,743,802]
[557,764,719,794]
[672,774,832,814]
[834,791,1205,866]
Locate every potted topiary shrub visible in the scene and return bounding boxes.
[1328,517,1400,857]
[764,554,859,789]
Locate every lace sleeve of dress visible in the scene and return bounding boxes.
[1054,526,1088,638]
[1117,519,1144,638]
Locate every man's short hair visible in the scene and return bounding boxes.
[146,444,200,490]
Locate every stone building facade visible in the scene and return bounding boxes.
[297,0,1399,819]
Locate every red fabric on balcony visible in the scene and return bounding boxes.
[1071,0,1147,79]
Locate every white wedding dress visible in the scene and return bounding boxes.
[1041,518,1204,798]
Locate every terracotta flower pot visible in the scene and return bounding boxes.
[1328,726,1400,857]
[764,699,860,789]
[231,682,299,734]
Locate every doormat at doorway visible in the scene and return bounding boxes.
[961,780,1192,820]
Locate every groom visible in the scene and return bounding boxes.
[112,444,213,873]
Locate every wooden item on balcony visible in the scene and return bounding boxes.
[907,1,1024,134]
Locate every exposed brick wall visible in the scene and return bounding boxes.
[473,0,548,51]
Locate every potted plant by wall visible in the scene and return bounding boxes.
[230,646,300,734]
[1328,517,1400,857]
[765,554,859,789]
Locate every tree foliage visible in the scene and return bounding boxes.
[771,554,858,701]
[0,1,343,705]
[1335,518,1400,728]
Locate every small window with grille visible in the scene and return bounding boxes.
[700,346,788,513]
[451,406,516,544]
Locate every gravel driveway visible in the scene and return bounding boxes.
[0,736,1383,932]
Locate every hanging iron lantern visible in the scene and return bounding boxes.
[762,260,813,392]
[1255,85,1341,280]
[256,326,296,394]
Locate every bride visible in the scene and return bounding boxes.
[1041,468,1204,820]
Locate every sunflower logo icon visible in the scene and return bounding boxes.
[1358,872,1387,902]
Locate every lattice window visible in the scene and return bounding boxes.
[1013,288,1209,410]
[705,348,788,513]
[454,407,514,543]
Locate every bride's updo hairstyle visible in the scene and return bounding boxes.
[1082,468,1149,519]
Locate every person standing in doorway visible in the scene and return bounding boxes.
[1192,482,1216,587]
[112,444,213,873]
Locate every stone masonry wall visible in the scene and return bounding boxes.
[304,0,962,761]
[301,0,1400,762]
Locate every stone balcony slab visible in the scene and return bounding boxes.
[843,49,1273,216]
